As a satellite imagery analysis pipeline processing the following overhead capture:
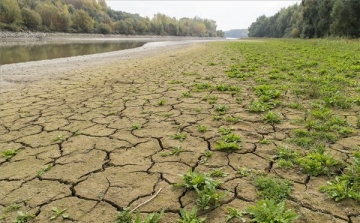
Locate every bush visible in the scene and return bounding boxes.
[21,8,41,30]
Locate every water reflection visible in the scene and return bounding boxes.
[0,41,146,65]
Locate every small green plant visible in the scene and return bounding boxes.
[259,138,271,144]
[1,149,17,159]
[115,208,164,223]
[177,207,205,223]
[197,125,208,133]
[37,164,52,176]
[215,104,228,115]
[245,199,299,223]
[50,207,69,220]
[52,135,64,142]
[216,84,230,91]
[276,147,300,168]
[213,116,222,121]
[195,182,226,210]
[263,111,281,124]
[169,80,183,84]
[134,210,164,223]
[130,124,142,130]
[169,146,184,156]
[215,141,241,150]
[254,176,293,202]
[221,133,242,143]
[115,208,133,223]
[238,167,254,177]
[176,169,220,190]
[202,94,218,104]
[158,100,166,106]
[182,92,192,98]
[13,211,35,223]
[225,207,244,222]
[5,203,20,212]
[209,168,229,177]
[204,150,213,158]
[218,126,234,135]
[296,148,342,176]
[225,115,241,123]
[170,132,187,141]
[199,150,213,164]
[320,150,360,202]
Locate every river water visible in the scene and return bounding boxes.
[0,40,147,65]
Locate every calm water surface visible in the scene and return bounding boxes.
[0,41,147,65]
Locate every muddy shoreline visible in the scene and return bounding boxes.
[0,38,222,92]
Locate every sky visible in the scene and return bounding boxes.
[105,1,300,31]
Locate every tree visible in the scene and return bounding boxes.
[35,4,58,30]
[72,9,94,32]
[0,0,22,24]
[21,8,41,30]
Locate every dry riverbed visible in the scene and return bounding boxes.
[0,40,359,222]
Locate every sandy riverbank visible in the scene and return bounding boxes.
[0,39,219,92]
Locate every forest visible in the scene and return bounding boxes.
[248,0,360,38]
[0,0,223,37]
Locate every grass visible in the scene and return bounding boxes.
[197,125,208,133]
[178,207,205,223]
[115,209,164,223]
[130,124,142,130]
[245,199,298,223]
[170,132,187,141]
[263,111,281,125]
[254,175,293,202]
[320,150,360,202]
[37,164,52,176]
[215,104,228,115]
[176,169,225,210]
[158,99,166,106]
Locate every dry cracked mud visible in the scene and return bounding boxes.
[0,41,359,223]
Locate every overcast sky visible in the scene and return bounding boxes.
[105,1,300,31]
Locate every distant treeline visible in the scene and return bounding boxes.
[248,0,360,38]
[0,0,224,37]
[224,29,248,38]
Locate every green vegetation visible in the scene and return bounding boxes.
[276,146,342,176]
[225,207,244,222]
[1,149,17,159]
[158,99,166,106]
[0,0,223,36]
[320,150,360,202]
[245,199,299,223]
[115,209,164,223]
[215,132,242,151]
[214,104,228,115]
[50,207,69,220]
[130,124,142,130]
[249,0,360,38]
[13,211,34,223]
[176,169,225,210]
[254,175,293,202]
[297,149,342,176]
[197,125,208,133]
[263,111,281,125]
[37,164,52,176]
[209,168,229,177]
[170,132,187,141]
[178,207,205,223]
